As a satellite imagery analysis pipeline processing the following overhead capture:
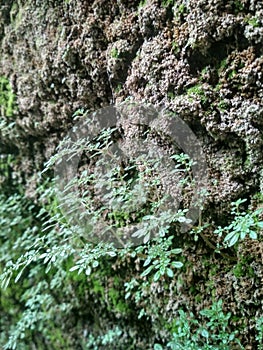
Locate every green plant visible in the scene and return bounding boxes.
[1,101,262,349]
[228,69,237,79]
[140,235,183,281]
[115,83,123,93]
[173,3,188,21]
[69,242,117,276]
[0,178,122,349]
[171,41,179,54]
[217,100,229,111]
[187,84,208,104]
[0,107,199,348]
[110,47,119,59]
[154,300,244,349]
[44,121,194,246]
[214,198,263,247]
[170,153,194,175]
[124,233,185,319]
[0,76,16,117]
[0,192,53,348]
[256,317,263,350]
[168,90,175,99]
[178,4,186,14]
[232,258,255,278]
[246,17,260,28]
[162,0,174,7]
[85,327,122,350]
[138,0,147,8]
[232,0,244,13]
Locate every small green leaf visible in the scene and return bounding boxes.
[44,255,50,264]
[2,273,12,289]
[153,270,161,282]
[143,232,151,244]
[14,268,25,283]
[240,229,247,240]
[107,251,117,257]
[160,266,166,275]
[69,265,79,272]
[141,265,154,277]
[143,257,152,267]
[228,234,239,246]
[249,230,257,240]
[224,231,236,241]
[77,267,84,275]
[171,248,182,254]
[201,329,209,338]
[166,268,174,278]
[228,333,235,341]
[45,263,52,273]
[154,344,163,350]
[171,261,183,269]
[130,251,136,258]
[85,266,92,275]
[92,260,99,268]
[224,231,239,246]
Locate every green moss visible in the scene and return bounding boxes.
[189,285,197,294]
[187,84,202,95]
[214,83,222,92]
[172,41,179,54]
[0,77,16,117]
[233,259,255,278]
[167,91,175,99]
[45,325,73,350]
[108,277,130,314]
[194,294,202,303]
[92,279,105,297]
[247,17,260,28]
[162,0,174,7]
[228,69,237,79]
[252,192,263,203]
[187,84,207,104]
[108,287,129,314]
[138,0,147,8]
[178,4,186,14]
[232,263,243,278]
[200,66,209,79]
[232,0,244,13]
[108,210,130,227]
[218,58,227,72]
[218,100,229,111]
[114,84,122,94]
[110,47,119,59]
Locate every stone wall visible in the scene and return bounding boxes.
[0,0,262,347]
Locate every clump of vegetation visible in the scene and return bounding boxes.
[161,0,175,7]
[0,76,16,117]
[187,84,208,104]
[154,300,244,349]
[215,198,263,247]
[110,47,119,59]
[0,106,262,349]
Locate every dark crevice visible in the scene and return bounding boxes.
[188,31,250,75]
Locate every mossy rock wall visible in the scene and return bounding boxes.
[0,0,262,348]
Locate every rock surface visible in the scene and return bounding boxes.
[0,0,262,348]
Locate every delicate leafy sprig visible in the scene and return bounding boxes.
[215,199,263,247]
